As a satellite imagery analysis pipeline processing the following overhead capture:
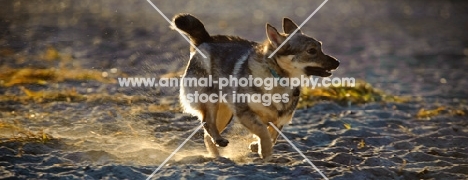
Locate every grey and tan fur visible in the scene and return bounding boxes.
[174,13,339,161]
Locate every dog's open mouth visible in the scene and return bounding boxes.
[304,66,333,77]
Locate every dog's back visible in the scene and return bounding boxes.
[174,14,257,91]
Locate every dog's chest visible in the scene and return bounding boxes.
[273,88,300,112]
[273,87,300,123]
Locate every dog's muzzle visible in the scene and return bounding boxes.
[305,67,333,77]
[305,56,340,77]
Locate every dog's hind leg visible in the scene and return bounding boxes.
[203,103,232,157]
[204,130,219,157]
[202,102,229,147]
[216,103,233,133]
[202,102,223,157]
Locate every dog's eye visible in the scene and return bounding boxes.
[307,48,317,55]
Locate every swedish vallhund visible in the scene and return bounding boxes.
[174,13,339,161]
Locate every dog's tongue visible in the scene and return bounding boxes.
[305,67,332,77]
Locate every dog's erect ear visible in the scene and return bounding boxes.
[266,24,283,48]
[283,18,301,34]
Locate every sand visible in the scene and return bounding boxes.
[1,0,467,179]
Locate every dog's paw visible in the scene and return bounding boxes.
[215,139,229,147]
[249,142,258,152]
[262,156,273,163]
[261,154,273,162]
[252,155,273,163]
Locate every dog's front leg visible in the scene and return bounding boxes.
[268,124,283,144]
[269,112,294,145]
[250,124,283,153]
[237,111,273,161]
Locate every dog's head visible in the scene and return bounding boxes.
[266,18,339,77]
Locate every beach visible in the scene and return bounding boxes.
[0,0,467,179]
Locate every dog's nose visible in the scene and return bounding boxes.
[328,56,340,70]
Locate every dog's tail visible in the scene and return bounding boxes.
[172,14,211,46]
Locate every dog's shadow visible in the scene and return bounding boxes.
[173,155,235,165]
[174,154,292,165]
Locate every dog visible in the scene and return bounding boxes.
[174,13,339,161]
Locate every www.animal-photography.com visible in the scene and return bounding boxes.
[1,0,467,179]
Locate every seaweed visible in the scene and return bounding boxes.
[0,120,52,144]
[0,87,151,105]
[19,86,86,103]
[416,106,466,119]
[0,67,117,87]
[298,80,408,108]
[0,46,118,87]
